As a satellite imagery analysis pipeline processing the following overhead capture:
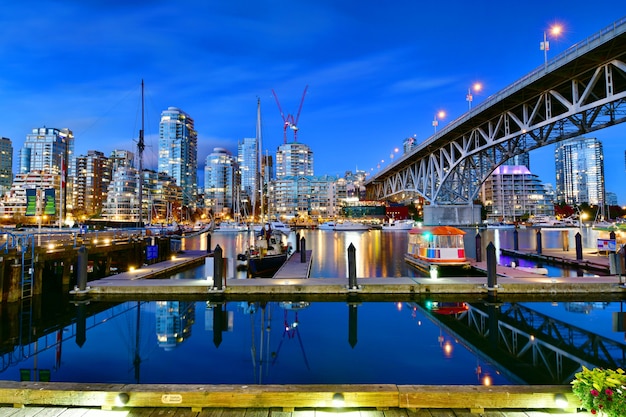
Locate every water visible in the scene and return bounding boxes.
[1,227,622,386]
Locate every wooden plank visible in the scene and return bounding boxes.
[450,409,485,417]
[0,408,22,417]
[427,410,456,417]
[127,407,158,417]
[1,407,48,417]
[397,385,576,410]
[195,409,223,417]
[405,409,433,417]
[359,410,385,417]
[242,409,270,417]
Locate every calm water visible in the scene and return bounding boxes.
[1,227,622,386]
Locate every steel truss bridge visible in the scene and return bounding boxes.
[366,17,626,206]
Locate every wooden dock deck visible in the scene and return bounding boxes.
[0,382,581,416]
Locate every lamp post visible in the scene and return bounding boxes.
[466,83,482,111]
[541,24,562,70]
[432,111,445,134]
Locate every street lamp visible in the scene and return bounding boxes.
[433,111,445,134]
[541,24,562,70]
[466,83,482,111]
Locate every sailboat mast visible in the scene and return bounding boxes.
[256,98,263,221]
[138,80,145,226]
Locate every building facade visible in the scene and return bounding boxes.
[19,127,74,176]
[73,150,112,218]
[0,137,12,195]
[481,165,554,222]
[275,142,313,179]
[555,137,605,205]
[204,148,239,218]
[237,137,258,213]
[158,107,198,207]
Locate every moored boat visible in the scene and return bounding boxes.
[252,220,292,235]
[382,219,415,231]
[317,221,336,230]
[405,225,470,275]
[244,224,292,277]
[333,221,370,231]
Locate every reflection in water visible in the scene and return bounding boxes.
[3,298,626,385]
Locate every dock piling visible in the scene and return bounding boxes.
[513,228,519,251]
[77,246,88,291]
[575,233,583,261]
[300,237,306,263]
[213,245,223,290]
[536,230,542,254]
[348,243,357,289]
[486,242,497,296]
[475,233,482,263]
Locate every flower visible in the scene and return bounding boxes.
[571,367,626,417]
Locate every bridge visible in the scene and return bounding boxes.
[365,17,626,225]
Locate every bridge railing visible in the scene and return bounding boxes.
[439,16,626,141]
[379,16,626,178]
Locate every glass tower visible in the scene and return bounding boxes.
[555,137,605,205]
[204,148,239,217]
[158,107,198,207]
[237,137,258,209]
[19,127,74,175]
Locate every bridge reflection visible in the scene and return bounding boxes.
[409,299,626,384]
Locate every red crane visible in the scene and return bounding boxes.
[271,85,308,143]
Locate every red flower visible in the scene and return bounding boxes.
[606,388,614,396]
[591,389,600,396]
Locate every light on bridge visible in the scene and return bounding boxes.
[432,111,446,133]
[541,24,564,70]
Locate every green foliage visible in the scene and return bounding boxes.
[571,366,626,416]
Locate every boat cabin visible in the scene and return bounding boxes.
[406,226,468,265]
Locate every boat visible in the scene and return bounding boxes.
[317,221,336,230]
[527,215,577,228]
[214,221,248,232]
[485,221,515,229]
[244,223,292,277]
[382,219,415,231]
[252,220,291,235]
[405,225,470,275]
[333,221,370,231]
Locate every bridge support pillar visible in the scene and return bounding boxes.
[423,204,481,226]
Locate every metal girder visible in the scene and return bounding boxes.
[367,26,626,205]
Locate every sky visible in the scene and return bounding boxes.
[1,1,625,204]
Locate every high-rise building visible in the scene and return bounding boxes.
[237,137,258,211]
[73,150,111,217]
[481,165,554,222]
[19,127,74,175]
[276,142,313,179]
[158,107,198,207]
[102,166,140,221]
[504,152,530,169]
[555,137,605,205]
[204,148,239,218]
[0,137,13,195]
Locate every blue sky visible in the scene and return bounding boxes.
[1,2,624,204]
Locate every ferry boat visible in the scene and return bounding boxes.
[405,226,470,274]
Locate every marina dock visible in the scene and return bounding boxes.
[80,247,625,298]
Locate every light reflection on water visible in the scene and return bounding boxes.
[2,227,621,386]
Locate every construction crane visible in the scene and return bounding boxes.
[271,85,308,143]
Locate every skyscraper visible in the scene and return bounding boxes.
[0,137,13,195]
[275,142,313,179]
[237,137,258,211]
[555,137,605,205]
[158,107,198,207]
[73,150,112,217]
[19,127,74,175]
[204,148,239,218]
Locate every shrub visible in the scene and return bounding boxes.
[571,366,626,416]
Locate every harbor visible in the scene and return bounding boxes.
[1,227,625,416]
